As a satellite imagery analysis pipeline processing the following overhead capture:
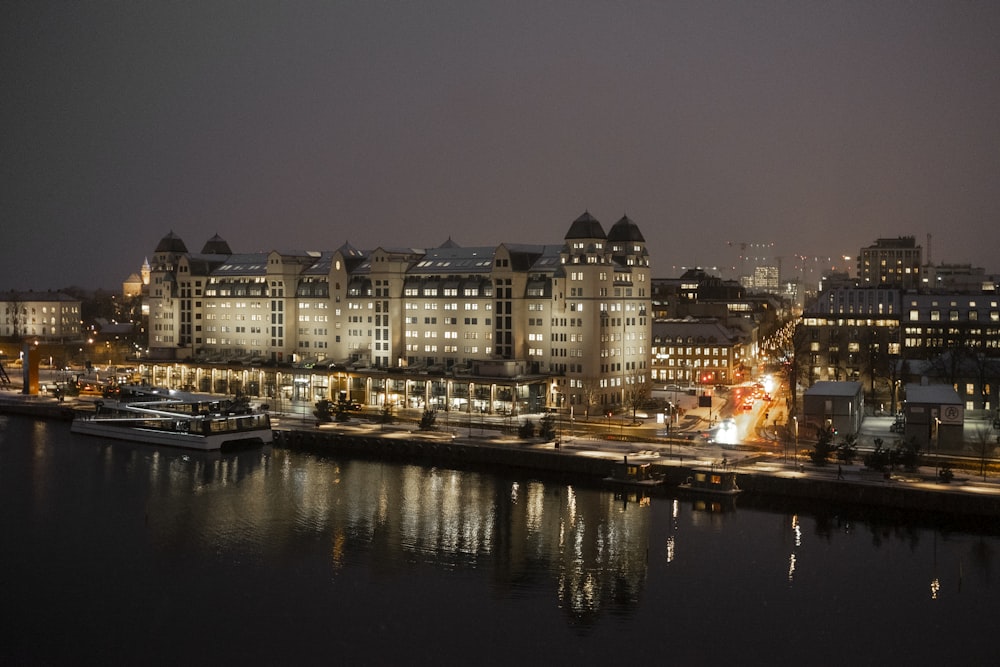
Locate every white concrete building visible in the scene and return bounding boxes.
[0,290,81,341]
[143,212,652,411]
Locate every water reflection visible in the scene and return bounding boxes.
[128,447,659,622]
[3,417,999,664]
[71,443,1000,617]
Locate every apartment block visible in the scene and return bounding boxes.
[143,212,652,411]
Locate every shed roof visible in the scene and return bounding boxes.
[803,381,863,398]
[904,384,962,405]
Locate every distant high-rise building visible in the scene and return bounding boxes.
[752,265,780,293]
[857,237,922,289]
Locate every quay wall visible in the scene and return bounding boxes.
[0,398,76,421]
[275,428,1000,518]
[3,398,997,519]
[274,428,616,479]
[735,471,1000,518]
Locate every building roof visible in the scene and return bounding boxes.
[201,234,233,255]
[564,211,606,240]
[526,246,563,272]
[652,317,746,344]
[211,253,268,276]
[904,384,962,405]
[409,246,495,274]
[154,231,189,254]
[301,251,336,276]
[608,215,645,243]
[0,289,80,303]
[803,381,863,398]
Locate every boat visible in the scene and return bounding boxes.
[71,387,273,451]
[604,457,665,489]
[677,467,741,496]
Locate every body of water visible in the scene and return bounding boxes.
[1,415,995,665]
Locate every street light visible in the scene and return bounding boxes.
[792,416,798,464]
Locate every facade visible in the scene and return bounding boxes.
[143,213,652,412]
[921,263,993,293]
[0,290,81,341]
[741,265,780,294]
[801,381,864,436]
[856,236,922,289]
[901,384,964,451]
[899,353,1000,413]
[797,285,1000,414]
[651,270,783,330]
[650,318,751,387]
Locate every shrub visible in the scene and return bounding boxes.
[419,409,437,430]
[313,399,334,423]
[863,438,891,472]
[810,423,837,466]
[380,404,393,423]
[837,433,859,465]
[894,438,922,472]
[539,413,556,441]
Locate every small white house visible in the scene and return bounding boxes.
[802,381,864,437]
[902,384,964,451]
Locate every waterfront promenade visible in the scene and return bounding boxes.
[3,379,999,517]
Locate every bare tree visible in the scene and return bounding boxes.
[970,425,997,482]
[578,376,601,421]
[3,291,25,341]
[623,372,651,423]
[856,326,888,408]
[787,319,810,416]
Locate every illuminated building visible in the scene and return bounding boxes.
[143,212,651,411]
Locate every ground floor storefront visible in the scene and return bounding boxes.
[138,362,553,416]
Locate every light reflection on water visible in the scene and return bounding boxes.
[0,416,998,664]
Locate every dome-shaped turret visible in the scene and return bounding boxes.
[154,231,188,254]
[564,211,607,240]
[201,233,232,255]
[607,215,645,243]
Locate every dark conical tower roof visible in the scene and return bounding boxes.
[154,231,188,254]
[201,233,232,255]
[608,215,645,243]
[564,211,606,240]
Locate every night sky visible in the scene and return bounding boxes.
[4,1,999,291]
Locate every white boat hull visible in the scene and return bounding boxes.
[71,417,273,451]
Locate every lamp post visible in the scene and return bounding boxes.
[792,416,798,465]
[550,381,558,443]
